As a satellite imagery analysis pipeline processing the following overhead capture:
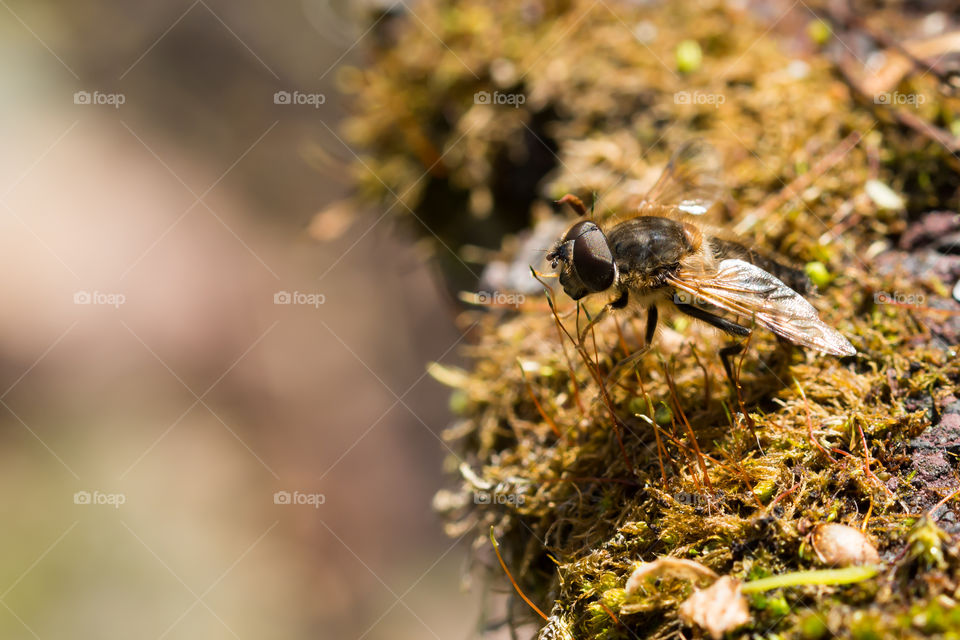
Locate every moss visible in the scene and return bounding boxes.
[675,40,703,74]
[800,613,830,640]
[337,0,960,637]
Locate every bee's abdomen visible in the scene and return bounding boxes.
[606,217,694,277]
[711,237,813,294]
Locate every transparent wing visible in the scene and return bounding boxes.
[666,259,856,356]
[642,140,723,215]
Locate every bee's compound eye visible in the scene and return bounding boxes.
[562,220,592,242]
[571,222,615,293]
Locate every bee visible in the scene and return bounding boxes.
[545,141,855,381]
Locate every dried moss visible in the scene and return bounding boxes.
[337,0,960,637]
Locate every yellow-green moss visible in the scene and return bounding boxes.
[339,0,960,637]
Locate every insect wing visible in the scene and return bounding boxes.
[667,259,856,356]
[643,140,723,215]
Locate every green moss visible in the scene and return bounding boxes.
[907,518,950,570]
[338,0,960,637]
[807,19,832,46]
[800,614,830,639]
[448,388,470,415]
[850,611,884,640]
[675,40,703,73]
[804,261,833,289]
[653,403,673,427]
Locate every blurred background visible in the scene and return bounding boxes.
[0,1,479,638]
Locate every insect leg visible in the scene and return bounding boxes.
[577,304,608,346]
[576,289,629,345]
[605,305,658,385]
[673,303,750,338]
[673,302,750,391]
[718,343,744,389]
[645,304,659,344]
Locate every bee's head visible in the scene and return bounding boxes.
[546,220,616,300]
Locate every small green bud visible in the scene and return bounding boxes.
[655,403,673,426]
[676,40,702,73]
[807,19,832,45]
[804,261,832,288]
